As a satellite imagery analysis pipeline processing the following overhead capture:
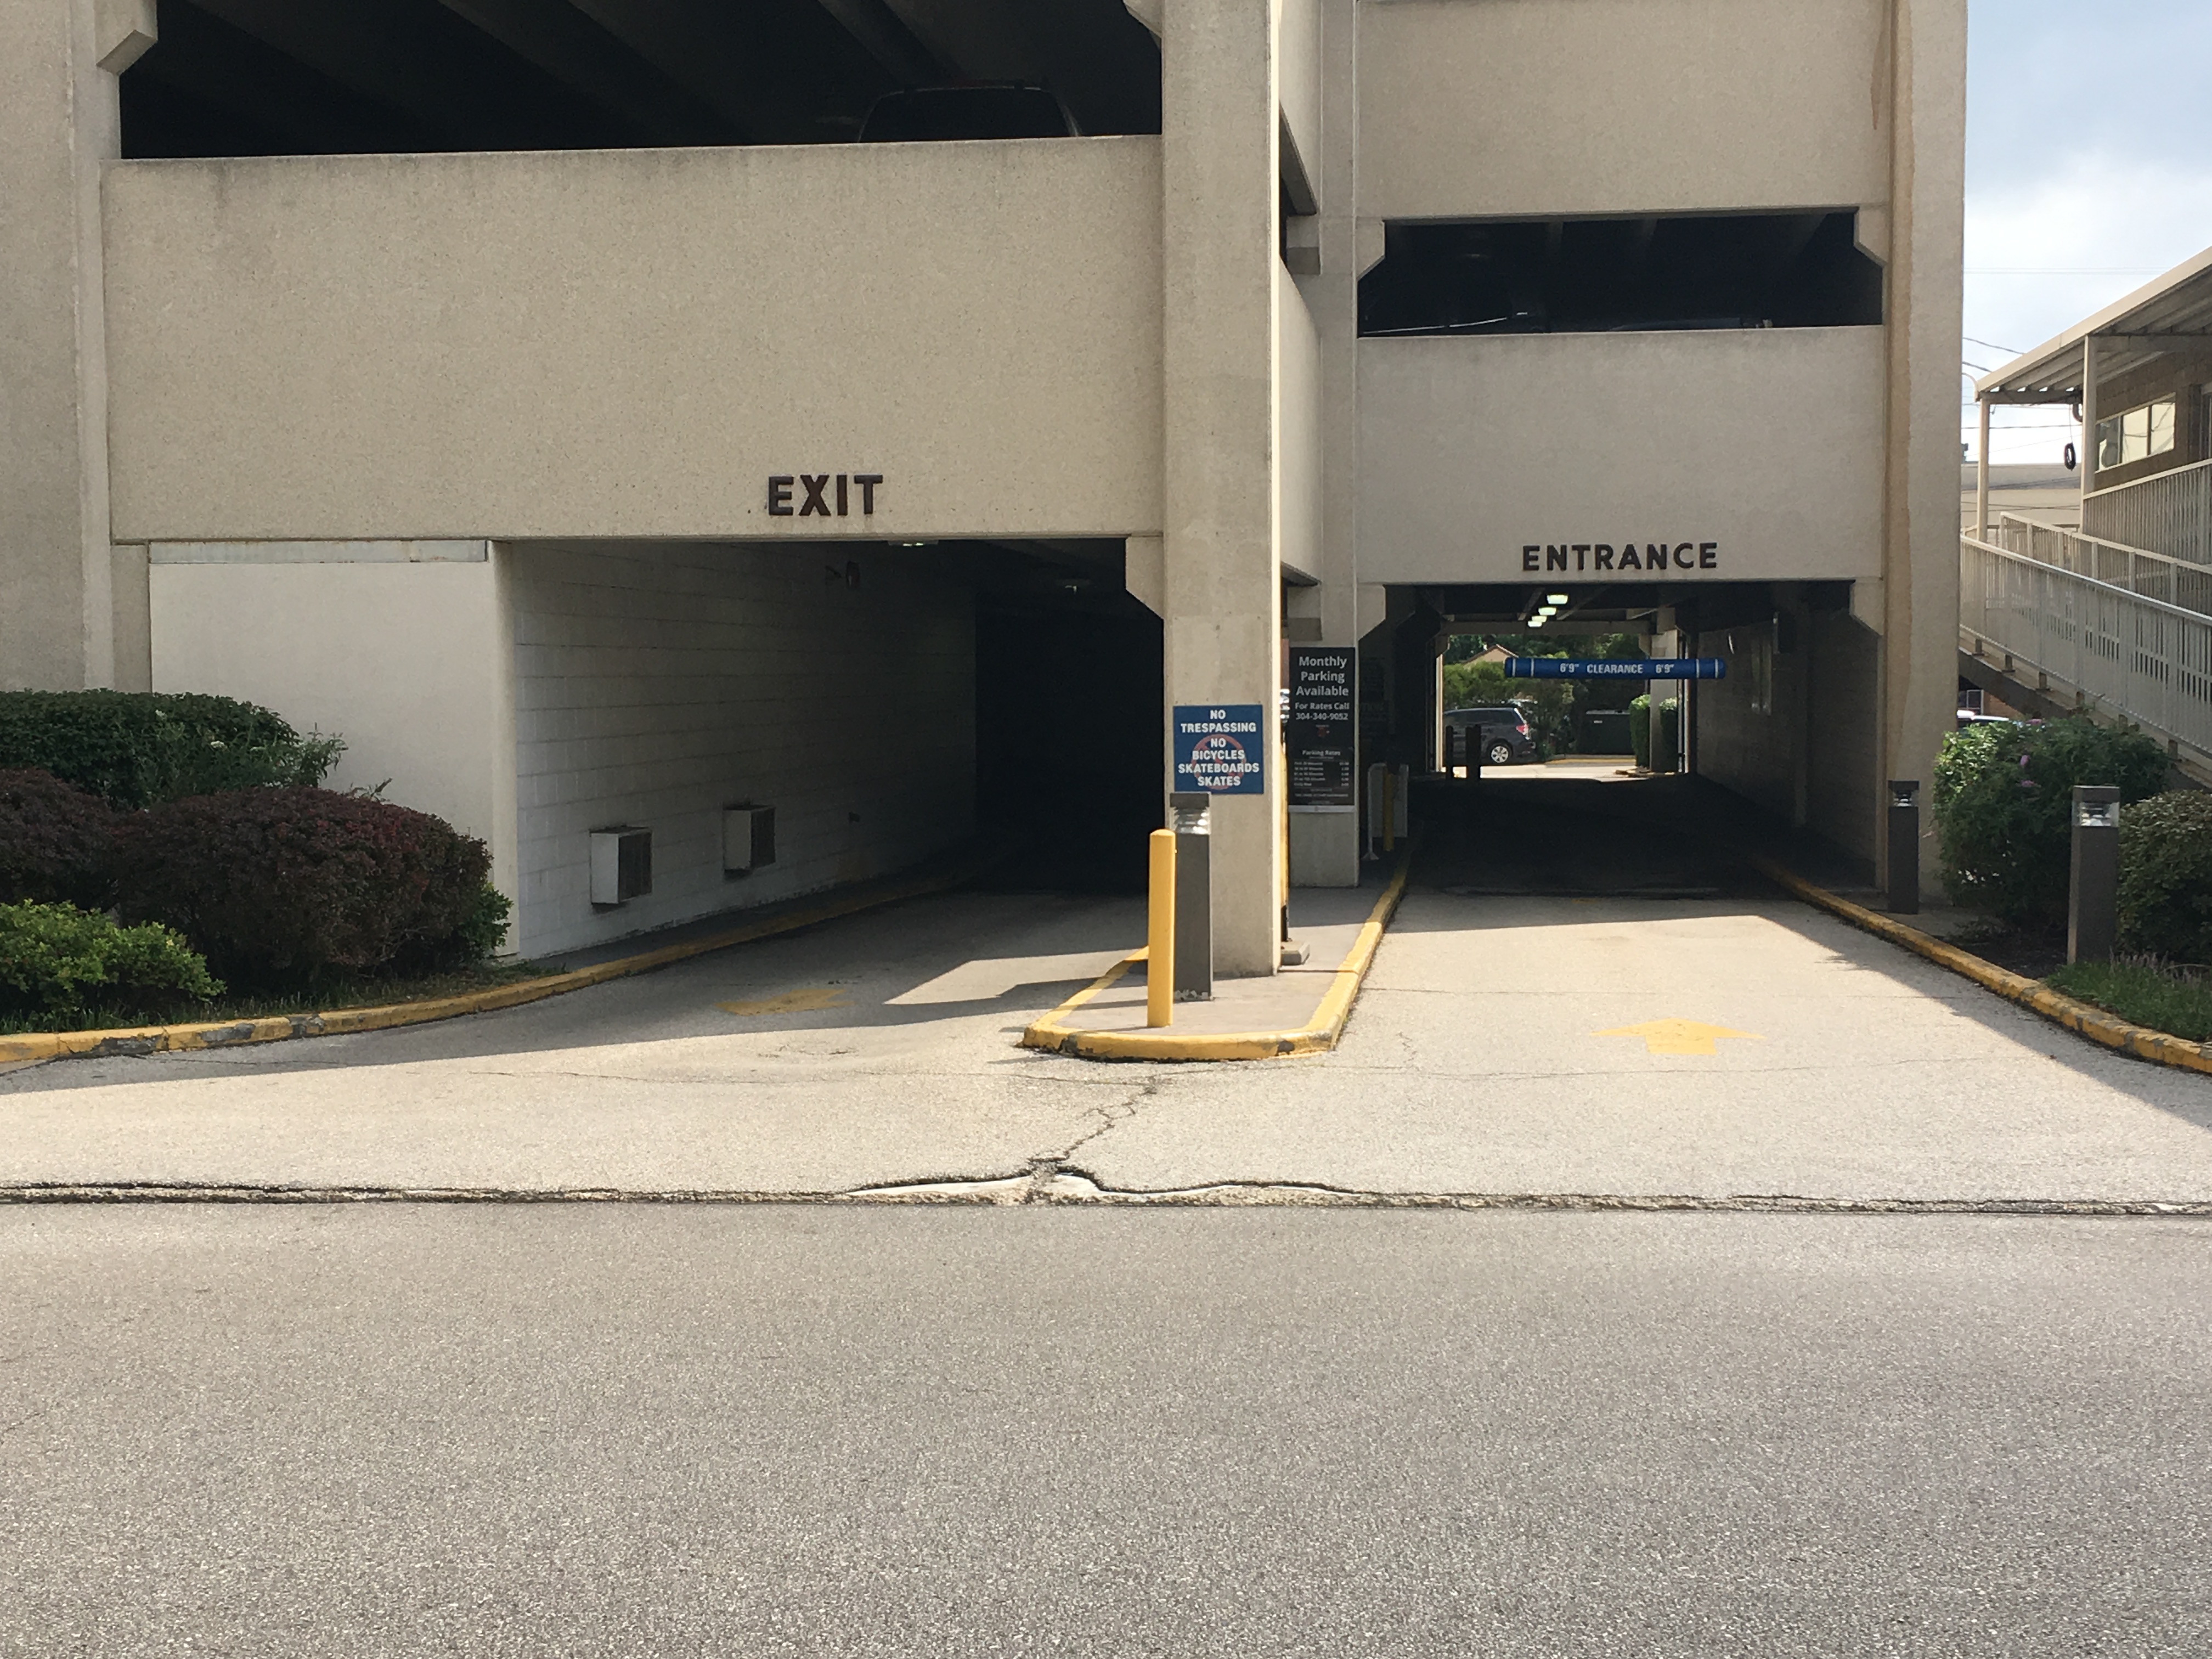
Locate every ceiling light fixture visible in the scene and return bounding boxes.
[1546,593,1570,606]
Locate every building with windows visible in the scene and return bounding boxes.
[3,0,1965,974]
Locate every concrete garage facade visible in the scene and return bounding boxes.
[2,0,1964,976]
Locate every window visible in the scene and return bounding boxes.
[2095,398,2176,471]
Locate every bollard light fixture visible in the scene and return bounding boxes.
[2074,795,2120,828]
[1889,780,1920,810]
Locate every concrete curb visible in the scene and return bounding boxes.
[1752,856,2212,1076]
[1019,850,1414,1062]
[0,858,990,1070]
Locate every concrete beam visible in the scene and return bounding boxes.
[431,0,735,145]
[185,0,623,150]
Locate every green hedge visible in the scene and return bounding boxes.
[0,690,342,809]
[0,769,117,909]
[2117,791,2212,964]
[0,900,221,1026]
[114,786,505,987]
[1932,718,2169,924]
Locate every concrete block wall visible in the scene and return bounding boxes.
[1692,619,1798,825]
[508,541,975,960]
[1695,607,1881,867]
[1805,611,1881,864]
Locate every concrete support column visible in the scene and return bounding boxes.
[1876,0,1966,895]
[1159,0,1283,975]
[2080,335,2100,494]
[0,0,149,690]
[1974,398,1990,538]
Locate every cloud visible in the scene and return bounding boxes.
[1963,156,2212,461]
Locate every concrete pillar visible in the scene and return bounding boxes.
[1876,0,1966,897]
[1159,0,1283,975]
[0,0,151,690]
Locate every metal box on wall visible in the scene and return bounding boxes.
[723,805,776,874]
[589,827,652,906]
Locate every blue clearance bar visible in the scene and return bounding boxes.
[1503,658,1726,680]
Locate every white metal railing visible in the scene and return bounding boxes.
[1986,511,2212,617]
[2080,456,2212,566]
[1961,532,2212,755]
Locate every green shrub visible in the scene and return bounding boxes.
[447,881,515,967]
[0,900,222,1026]
[1629,695,1652,769]
[2115,791,2212,964]
[0,690,343,808]
[0,770,118,908]
[1932,718,2169,924]
[113,787,497,987]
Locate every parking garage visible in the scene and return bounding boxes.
[4,0,1965,977]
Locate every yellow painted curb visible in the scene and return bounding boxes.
[1020,850,1414,1062]
[1753,856,2212,1076]
[0,858,991,1070]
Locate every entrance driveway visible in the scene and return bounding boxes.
[3,781,2209,1203]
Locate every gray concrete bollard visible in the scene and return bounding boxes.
[1886,780,1920,915]
[1168,790,1213,1000]
[2068,785,2121,964]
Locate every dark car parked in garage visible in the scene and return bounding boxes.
[1445,705,1537,765]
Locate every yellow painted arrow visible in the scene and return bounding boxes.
[1594,1018,1762,1056]
[718,986,852,1017]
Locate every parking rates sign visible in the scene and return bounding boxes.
[1172,705,1266,795]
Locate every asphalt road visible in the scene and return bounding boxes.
[7,1205,2211,1656]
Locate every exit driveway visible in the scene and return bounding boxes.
[3,864,2209,1203]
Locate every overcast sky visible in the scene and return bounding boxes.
[1966,0,2212,461]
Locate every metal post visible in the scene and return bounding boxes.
[1169,791,1213,1001]
[2068,786,2121,964]
[1886,780,1920,915]
[1976,397,1991,539]
[1146,829,1175,1027]
[1382,767,1396,854]
[2080,335,2100,495]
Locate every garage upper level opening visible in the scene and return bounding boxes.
[1358,211,1884,338]
[121,0,1159,159]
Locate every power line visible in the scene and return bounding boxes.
[1963,334,2024,355]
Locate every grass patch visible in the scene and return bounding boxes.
[0,957,549,1037]
[2045,957,2212,1042]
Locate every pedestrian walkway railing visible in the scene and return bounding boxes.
[2080,456,2212,567]
[1986,511,2212,617]
[1961,532,2212,758]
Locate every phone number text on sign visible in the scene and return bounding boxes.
[1172,704,1266,795]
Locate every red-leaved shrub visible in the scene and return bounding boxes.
[115,787,492,985]
[0,769,119,909]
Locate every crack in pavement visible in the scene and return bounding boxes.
[2,1177,2208,1214]
[1047,1080,1161,1166]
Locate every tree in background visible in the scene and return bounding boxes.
[1442,632,1646,754]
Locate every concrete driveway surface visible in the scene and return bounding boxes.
[3,779,2209,1203]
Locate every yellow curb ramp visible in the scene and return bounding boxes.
[1753,855,2212,1076]
[1020,851,1414,1062]
[0,858,990,1070]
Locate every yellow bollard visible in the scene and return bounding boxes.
[1147,828,1176,1028]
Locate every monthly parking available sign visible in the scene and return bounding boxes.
[1173,705,1266,795]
